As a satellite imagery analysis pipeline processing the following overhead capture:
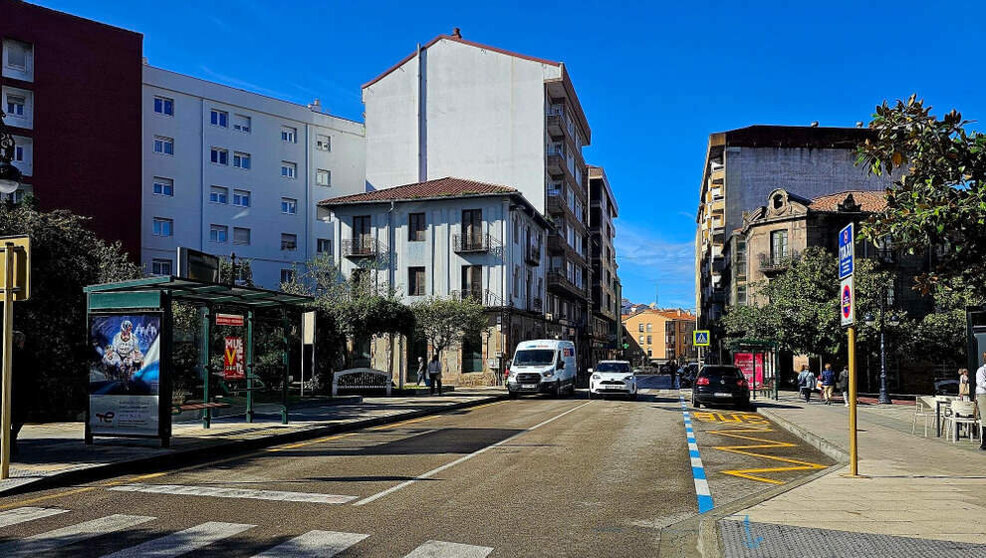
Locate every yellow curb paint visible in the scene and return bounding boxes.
[0,486,95,510]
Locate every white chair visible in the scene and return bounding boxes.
[911,396,936,436]
[943,400,979,443]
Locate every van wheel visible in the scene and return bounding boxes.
[508,391,519,399]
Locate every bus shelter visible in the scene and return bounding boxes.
[730,338,779,401]
[83,276,312,448]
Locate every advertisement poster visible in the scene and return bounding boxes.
[224,336,245,380]
[733,353,764,386]
[89,314,161,437]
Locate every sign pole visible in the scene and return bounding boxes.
[848,324,859,476]
[839,223,860,477]
[1,242,15,479]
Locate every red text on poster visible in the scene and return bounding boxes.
[224,337,245,380]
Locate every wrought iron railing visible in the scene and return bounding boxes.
[343,238,380,257]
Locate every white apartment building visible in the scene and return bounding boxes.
[142,65,366,288]
[317,177,552,384]
[361,31,593,349]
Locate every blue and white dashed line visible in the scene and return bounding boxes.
[679,395,714,513]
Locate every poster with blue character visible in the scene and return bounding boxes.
[89,313,161,436]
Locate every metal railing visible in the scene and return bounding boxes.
[759,251,800,273]
[452,233,489,253]
[342,238,380,257]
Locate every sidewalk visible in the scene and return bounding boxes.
[2,387,506,496]
[718,392,986,556]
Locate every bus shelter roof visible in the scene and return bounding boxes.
[83,276,313,309]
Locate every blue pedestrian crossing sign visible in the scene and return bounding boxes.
[694,330,710,347]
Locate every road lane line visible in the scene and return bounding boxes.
[353,401,592,506]
[679,396,714,513]
[0,514,156,557]
[109,483,357,504]
[251,530,368,557]
[0,486,97,511]
[101,521,255,557]
[0,507,69,528]
[403,540,494,557]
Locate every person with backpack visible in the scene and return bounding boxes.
[797,365,815,404]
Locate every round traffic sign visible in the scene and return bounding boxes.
[841,284,853,319]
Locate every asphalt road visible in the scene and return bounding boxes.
[0,376,833,557]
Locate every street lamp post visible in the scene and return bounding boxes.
[864,287,899,405]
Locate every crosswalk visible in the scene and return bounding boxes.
[0,507,495,557]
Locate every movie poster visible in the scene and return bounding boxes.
[89,313,161,437]
[733,352,764,386]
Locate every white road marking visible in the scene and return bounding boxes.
[101,521,254,557]
[0,507,69,528]
[403,540,494,558]
[251,530,368,557]
[354,401,592,506]
[0,514,155,557]
[109,483,357,504]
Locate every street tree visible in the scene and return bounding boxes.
[858,95,986,296]
[410,296,487,363]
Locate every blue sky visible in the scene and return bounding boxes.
[37,0,986,308]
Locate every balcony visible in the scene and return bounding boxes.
[546,114,565,138]
[343,238,381,258]
[453,233,490,253]
[546,152,566,175]
[450,286,484,303]
[547,271,585,299]
[530,297,543,313]
[525,243,541,266]
[759,251,800,274]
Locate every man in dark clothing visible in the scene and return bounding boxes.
[427,354,443,396]
[820,363,836,405]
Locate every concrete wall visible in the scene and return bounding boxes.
[143,66,365,288]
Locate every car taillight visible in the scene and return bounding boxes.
[696,377,710,386]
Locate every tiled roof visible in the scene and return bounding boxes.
[318,177,517,206]
[810,190,888,213]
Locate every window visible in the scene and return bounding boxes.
[233,189,250,207]
[408,213,426,241]
[281,233,298,251]
[233,114,251,132]
[647,335,652,345]
[513,217,519,244]
[316,169,331,186]
[281,197,298,215]
[233,227,251,245]
[3,40,32,81]
[281,126,297,143]
[153,96,173,116]
[210,109,229,128]
[13,146,23,161]
[210,186,228,204]
[638,335,644,344]
[770,230,789,262]
[408,267,425,296]
[152,218,173,237]
[316,134,331,151]
[646,323,652,332]
[6,94,24,116]
[317,238,331,254]
[638,323,644,332]
[211,147,229,165]
[281,161,297,179]
[152,177,174,196]
[154,136,174,155]
[151,259,173,276]
[280,269,295,283]
[210,224,228,243]
[232,152,251,169]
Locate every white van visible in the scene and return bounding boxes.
[506,339,577,397]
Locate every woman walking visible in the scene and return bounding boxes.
[797,365,815,404]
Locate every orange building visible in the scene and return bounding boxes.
[621,308,697,365]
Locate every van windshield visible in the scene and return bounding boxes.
[513,349,556,366]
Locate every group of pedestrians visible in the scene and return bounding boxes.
[414,355,444,395]
[797,363,850,406]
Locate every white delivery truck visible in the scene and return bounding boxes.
[506,339,577,398]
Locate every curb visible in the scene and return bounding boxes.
[757,407,851,463]
[2,394,507,498]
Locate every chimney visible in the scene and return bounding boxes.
[308,98,323,113]
[452,27,462,38]
[810,121,819,127]
[855,121,864,128]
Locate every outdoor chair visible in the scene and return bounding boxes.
[943,400,979,443]
[911,396,937,437]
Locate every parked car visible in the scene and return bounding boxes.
[691,365,752,410]
[934,378,959,396]
[589,360,637,400]
[506,339,577,398]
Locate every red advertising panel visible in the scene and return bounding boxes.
[216,313,245,327]
[733,352,764,386]
[223,337,245,380]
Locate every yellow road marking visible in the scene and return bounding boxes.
[709,425,828,484]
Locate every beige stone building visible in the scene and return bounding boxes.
[621,308,697,365]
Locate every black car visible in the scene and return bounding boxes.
[691,365,752,410]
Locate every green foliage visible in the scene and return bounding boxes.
[0,200,142,419]
[411,296,488,359]
[858,95,986,296]
[901,279,983,368]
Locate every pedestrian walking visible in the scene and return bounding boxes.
[976,353,986,451]
[838,366,850,407]
[427,354,443,396]
[821,363,836,405]
[958,368,970,402]
[415,356,426,386]
[797,365,815,404]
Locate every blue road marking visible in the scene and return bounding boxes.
[679,395,714,513]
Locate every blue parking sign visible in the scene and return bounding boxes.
[839,223,854,279]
